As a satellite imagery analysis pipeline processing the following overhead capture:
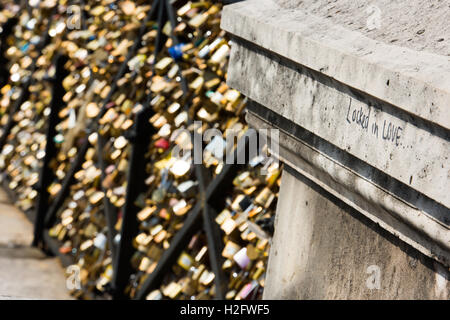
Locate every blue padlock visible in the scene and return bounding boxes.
[168,43,186,60]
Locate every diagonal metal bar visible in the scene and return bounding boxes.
[132,0,253,300]
[194,163,228,299]
[134,203,204,300]
[44,137,90,228]
[134,134,250,299]
[112,0,167,299]
[202,203,228,299]
[112,106,157,299]
[96,133,119,263]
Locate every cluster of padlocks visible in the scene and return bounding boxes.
[0,0,281,300]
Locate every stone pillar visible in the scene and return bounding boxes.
[222,0,449,299]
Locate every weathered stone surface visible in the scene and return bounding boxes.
[230,40,450,210]
[222,0,450,129]
[223,0,449,264]
[222,0,450,299]
[246,108,450,267]
[277,0,450,57]
[264,168,449,299]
